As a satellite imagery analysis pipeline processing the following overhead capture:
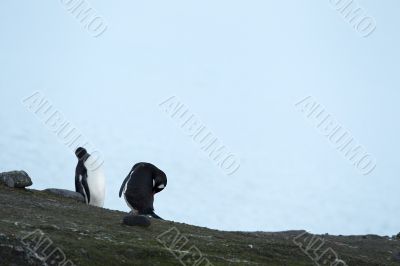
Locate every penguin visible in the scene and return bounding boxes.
[119,162,167,223]
[75,147,106,207]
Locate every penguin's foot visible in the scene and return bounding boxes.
[123,215,151,227]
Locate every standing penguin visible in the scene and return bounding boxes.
[75,147,106,207]
[119,162,167,222]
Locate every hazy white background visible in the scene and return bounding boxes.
[0,0,399,236]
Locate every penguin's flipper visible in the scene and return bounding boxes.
[81,175,90,204]
[75,174,84,196]
[119,174,131,198]
[119,163,143,198]
[75,161,85,194]
[123,215,151,227]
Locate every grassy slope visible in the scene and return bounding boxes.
[0,185,399,266]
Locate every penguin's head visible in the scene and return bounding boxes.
[75,147,88,160]
[153,170,167,193]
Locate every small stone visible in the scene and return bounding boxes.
[123,215,151,227]
[44,189,85,202]
[0,171,33,188]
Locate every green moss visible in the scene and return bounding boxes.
[0,185,399,266]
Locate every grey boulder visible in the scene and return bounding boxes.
[44,188,85,202]
[0,171,33,188]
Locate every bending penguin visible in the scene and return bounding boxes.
[75,147,106,207]
[119,162,167,226]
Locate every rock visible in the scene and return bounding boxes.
[44,188,85,202]
[123,215,151,227]
[0,171,33,188]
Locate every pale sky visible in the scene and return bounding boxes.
[0,0,399,236]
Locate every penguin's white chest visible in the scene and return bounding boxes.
[84,156,106,207]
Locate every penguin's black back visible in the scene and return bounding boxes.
[124,164,155,212]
